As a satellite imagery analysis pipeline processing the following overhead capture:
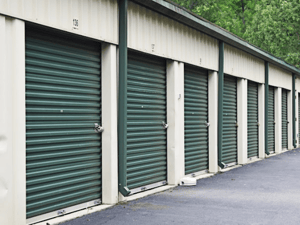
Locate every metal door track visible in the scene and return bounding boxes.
[129,181,167,195]
[26,199,101,225]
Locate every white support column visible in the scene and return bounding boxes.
[296,89,299,148]
[0,16,26,225]
[275,87,282,153]
[167,60,185,185]
[258,84,265,158]
[288,90,293,150]
[237,78,248,164]
[208,71,218,173]
[12,19,26,225]
[101,43,119,204]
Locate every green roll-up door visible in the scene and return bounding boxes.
[127,52,167,192]
[184,66,208,175]
[26,29,102,218]
[223,75,237,164]
[268,86,275,153]
[247,81,259,158]
[282,89,288,149]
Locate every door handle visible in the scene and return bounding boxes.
[162,121,169,129]
[94,123,104,133]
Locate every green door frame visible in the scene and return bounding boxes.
[118,0,131,196]
[265,61,270,155]
[218,41,226,169]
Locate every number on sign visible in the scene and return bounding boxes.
[73,19,79,30]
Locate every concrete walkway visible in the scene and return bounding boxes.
[61,149,300,225]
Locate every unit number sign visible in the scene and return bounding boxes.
[72,18,79,30]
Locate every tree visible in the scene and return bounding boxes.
[172,0,259,38]
[244,0,300,68]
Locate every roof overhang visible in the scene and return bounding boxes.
[133,0,300,76]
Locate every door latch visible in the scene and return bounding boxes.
[94,199,101,205]
[162,121,169,129]
[94,123,104,133]
[57,210,66,215]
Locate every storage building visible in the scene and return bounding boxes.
[0,0,300,224]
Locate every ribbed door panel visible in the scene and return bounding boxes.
[268,86,275,152]
[26,30,102,218]
[184,67,208,174]
[247,81,259,158]
[282,89,288,149]
[223,75,237,164]
[127,52,167,190]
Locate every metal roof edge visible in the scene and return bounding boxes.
[133,0,300,75]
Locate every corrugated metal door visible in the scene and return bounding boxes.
[223,75,237,164]
[184,66,208,175]
[26,29,102,218]
[247,81,259,158]
[282,89,288,149]
[127,52,167,191]
[268,86,275,153]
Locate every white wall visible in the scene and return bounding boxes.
[208,71,218,173]
[237,78,248,164]
[0,0,118,44]
[269,64,292,90]
[287,90,293,150]
[128,2,219,71]
[167,61,185,185]
[224,44,265,83]
[101,43,119,204]
[0,15,26,225]
[258,84,265,158]
[275,88,282,153]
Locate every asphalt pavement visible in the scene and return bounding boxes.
[61,149,300,225]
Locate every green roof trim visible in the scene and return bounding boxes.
[134,0,300,76]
